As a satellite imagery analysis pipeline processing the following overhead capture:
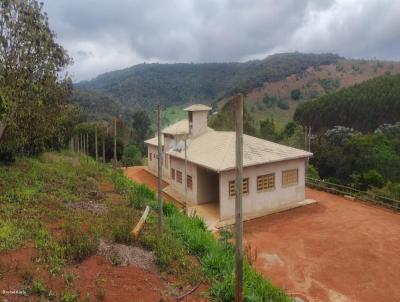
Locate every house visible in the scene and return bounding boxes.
[145,104,312,222]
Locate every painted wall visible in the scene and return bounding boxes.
[219,158,306,221]
[147,145,158,172]
[168,156,197,204]
[190,111,208,138]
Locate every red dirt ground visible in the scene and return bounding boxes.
[124,166,179,204]
[245,188,400,302]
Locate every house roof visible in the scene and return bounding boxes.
[184,104,212,111]
[162,119,189,135]
[144,135,164,146]
[167,131,312,172]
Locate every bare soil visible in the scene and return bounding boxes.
[244,188,400,302]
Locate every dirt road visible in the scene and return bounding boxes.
[245,188,400,302]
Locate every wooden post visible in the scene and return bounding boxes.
[102,133,106,163]
[113,118,117,168]
[80,134,83,153]
[234,93,244,302]
[184,136,188,215]
[157,104,164,232]
[86,133,89,155]
[95,125,98,161]
[77,135,80,153]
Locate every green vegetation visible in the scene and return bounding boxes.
[162,105,187,125]
[209,99,257,136]
[309,125,400,200]
[0,0,74,156]
[69,89,124,121]
[78,53,340,110]
[121,144,142,166]
[294,74,400,132]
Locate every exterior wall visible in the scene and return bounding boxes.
[168,156,197,204]
[190,111,208,138]
[147,145,158,172]
[219,158,306,221]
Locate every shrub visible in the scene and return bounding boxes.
[307,165,320,180]
[121,144,142,166]
[363,169,385,188]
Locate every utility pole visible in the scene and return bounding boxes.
[184,136,188,215]
[95,125,98,161]
[157,104,164,232]
[234,93,244,302]
[113,118,117,168]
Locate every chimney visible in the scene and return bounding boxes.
[184,104,211,139]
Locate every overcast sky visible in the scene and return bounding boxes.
[42,0,400,81]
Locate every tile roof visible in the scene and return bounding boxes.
[167,131,312,172]
[162,119,189,135]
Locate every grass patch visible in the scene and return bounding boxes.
[0,220,25,251]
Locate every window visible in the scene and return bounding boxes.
[165,155,168,168]
[242,178,249,194]
[149,153,152,161]
[257,174,275,191]
[229,181,235,197]
[282,169,298,186]
[171,168,175,180]
[176,170,183,183]
[229,178,249,197]
[187,175,192,190]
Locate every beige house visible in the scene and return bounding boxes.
[145,104,312,223]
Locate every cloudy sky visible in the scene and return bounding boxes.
[42,0,400,81]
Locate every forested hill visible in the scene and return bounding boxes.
[294,74,400,132]
[76,52,340,109]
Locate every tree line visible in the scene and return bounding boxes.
[294,74,400,133]
[78,53,340,110]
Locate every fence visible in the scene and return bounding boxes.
[306,177,400,211]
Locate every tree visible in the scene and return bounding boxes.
[259,118,277,141]
[0,0,71,154]
[209,98,256,136]
[131,111,151,153]
[122,144,142,166]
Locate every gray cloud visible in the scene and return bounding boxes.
[42,0,400,81]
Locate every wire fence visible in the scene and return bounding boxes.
[306,177,400,211]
